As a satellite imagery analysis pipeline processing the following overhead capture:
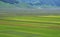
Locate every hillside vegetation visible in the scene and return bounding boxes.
[0,16,60,37]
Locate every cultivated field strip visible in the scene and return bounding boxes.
[0,16,60,37]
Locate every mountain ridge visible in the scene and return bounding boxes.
[0,0,60,9]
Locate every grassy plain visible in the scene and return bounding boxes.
[0,16,60,37]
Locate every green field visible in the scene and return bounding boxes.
[0,16,60,37]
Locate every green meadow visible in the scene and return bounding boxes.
[0,16,60,37]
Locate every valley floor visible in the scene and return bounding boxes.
[0,16,60,37]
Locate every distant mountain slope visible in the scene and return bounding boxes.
[0,0,60,9]
[0,1,17,8]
